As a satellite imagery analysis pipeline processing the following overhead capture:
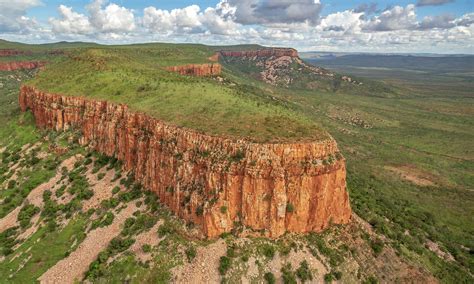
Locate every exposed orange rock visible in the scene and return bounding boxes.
[0,61,46,71]
[166,63,221,76]
[0,49,28,56]
[208,53,220,62]
[19,85,351,238]
[220,48,298,58]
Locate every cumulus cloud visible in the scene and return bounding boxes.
[142,4,241,36]
[48,0,135,36]
[2,0,473,54]
[364,4,418,31]
[416,0,455,7]
[86,0,135,33]
[223,0,322,25]
[0,0,41,33]
[50,5,93,34]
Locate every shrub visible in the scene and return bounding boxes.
[142,244,152,253]
[157,220,176,237]
[286,203,295,213]
[18,204,40,228]
[195,205,204,216]
[264,272,276,284]
[55,185,66,198]
[220,206,228,214]
[101,212,114,227]
[42,190,52,201]
[324,273,334,283]
[97,173,105,180]
[218,256,231,275]
[296,260,313,282]
[185,246,197,262]
[260,243,276,259]
[370,239,384,256]
[230,150,245,162]
[363,276,378,284]
[7,180,16,189]
[112,186,120,194]
[281,263,297,284]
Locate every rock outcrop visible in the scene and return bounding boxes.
[220,48,298,58]
[0,49,29,56]
[166,63,222,76]
[19,85,351,238]
[0,61,46,71]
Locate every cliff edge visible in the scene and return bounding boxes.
[19,85,352,238]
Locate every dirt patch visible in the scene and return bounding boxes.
[81,167,121,212]
[265,249,328,283]
[38,202,138,284]
[385,165,437,187]
[425,240,455,261]
[129,221,163,263]
[0,155,81,234]
[172,239,226,283]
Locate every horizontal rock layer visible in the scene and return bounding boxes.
[165,63,221,76]
[0,61,45,71]
[0,49,28,56]
[220,48,298,58]
[19,85,351,238]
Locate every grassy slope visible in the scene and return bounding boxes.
[274,67,473,281]
[27,45,327,143]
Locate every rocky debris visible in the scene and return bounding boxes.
[38,202,139,284]
[425,240,455,261]
[0,61,46,71]
[19,85,352,238]
[165,63,221,76]
[220,48,298,58]
[0,155,79,236]
[172,239,226,283]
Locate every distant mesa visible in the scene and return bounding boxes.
[165,63,222,76]
[219,48,299,58]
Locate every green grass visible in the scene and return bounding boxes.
[26,46,327,143]
[0,216,87,283]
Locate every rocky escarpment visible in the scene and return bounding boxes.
[19,85,352,238]
[166,63,222,76]
[220,48,298,58]
[0,49,29,56]
[0,61,46,71]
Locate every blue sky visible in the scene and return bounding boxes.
[2,0,474,53]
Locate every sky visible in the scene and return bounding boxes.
[1,0,473,54]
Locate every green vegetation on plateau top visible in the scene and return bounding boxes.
[27,45,328,143]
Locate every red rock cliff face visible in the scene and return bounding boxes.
[0,61,46,71]
[166,63,221,76]
[19,85,351,238]
[220,48,298,58]
[0,49,29,56]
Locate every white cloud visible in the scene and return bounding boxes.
[0,0,41,32]
[87,0,135,33]
[50,5,93,35]
[364,4,418,31]
[48,0,135,36]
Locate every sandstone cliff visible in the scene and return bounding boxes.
[220,48,298,58]
[165,63,222,76]
[0,49,29,56]
[0,61,46,71]
[19,85,351,238]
